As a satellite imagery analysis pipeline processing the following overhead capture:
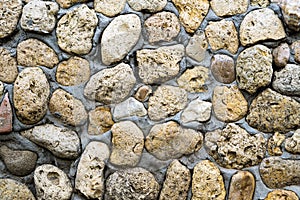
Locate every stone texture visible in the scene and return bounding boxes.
[21,0,59,33]
[205,19,239,54]
[268,132,285,156]
[56,0,88,8]
[292,40,300,63]
[211,54,235,84]
[177,66,209,93]
[0,48,18,83]
[0,82,2,99]
[21,124,81,159]
[264,189,299,200]
[145,11,180,43]
[273,43,290,68]
[171,0,209,33]
[210,0,248,16]
[84,63,136,104]
[101,14,141,65]
[273,64,300,96]
[134,85,152,102]
[88,106,114,135]
[110,121,144,167]
[247,89,300,133]
[106,168,160,200]
[34,164,73,200]
[212,85,248,122]
[205,123,266,169]
[56,5,98,55]
[285,129,300,154]
[113,97,147,121]
[186,31,208,62]
[94,0,126,17]
[145,121,203,160]
[251,0,270,7]
[192,160,226,200]
[159,160,191,200]
[49,89,87,126]
[127,0,167,12]
[228,171,255,200]
[181,99,212,123]
[239,8,286,46]
[75,141,110,199]
[0,179,35,200]
[276,0,300,31]
[14,67,50,125]
[0,0,22,38]
[148,85,188,121]
[236,45,273,94]
[0,93,12,134]
[17,39,59,68]
[260,157,300,188]
[137,45,184,84]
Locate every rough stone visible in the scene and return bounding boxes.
[236,45,273,94]
[171,0,209,33]
[113,97,147,121]
[127,0,167,12]
[0,179,35,200]
[177,66,209,93]
[228,171,255,200]
[101,14,141,65]
[0,48,18,83]
[56,56,91,86]
[88,106,114,135]
[13,67,50,125]
[264,189,299,200]
[210,0,248,16]
[56,5,98,55]
[260,157,300,188]
[94,0,126,17]
[276,0,300,31]
[75,141,110,199]
[21,124,81,159]
[56,0,87,8]
[106,168,160,200]
[134,85,152,102]
[285,129,300,154]
[148,85,188,121]
[84,63,136,104]
[239,8,286,46]
[247,89,300,133]
[0,82,2,99]
[211,54,235,84]
[137,45,184,84]
[49,89,87,126]
[181,99,212,123]
[145,121,203,160]
[186,31,208,62]
[273,43,290,68]
[159,160,191,200]
[0,93,12,134]
[205,19,239,54]
[205,123,267,169]
[192,160,226,200]
[212,85,248,122]
[292,40,300,63]
[268,132,285,156]
[110,121,144,167]
[251,0,270,7]
[17,39,59,68]
[34,164,73,200]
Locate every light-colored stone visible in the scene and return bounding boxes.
[0,82,3,99]
[268,132,285,156]
[285,129,300,154]
[127,0,167,12]
[211,54,235,84]
[273,43,289,68]
[240,8,286,46]
[113,97,147,120]
[275,0,300,31]
[0,48,18,83]
[56,5,98,55]
[181,99,212,123]
[56,0,88,8]
[228,171,255,200]
[0,93,12,134]
[88,106,114,135]
[134,85,152,102]
[251,0,270,7]
[210,0,248,16]
[148,85,188,121]
[0,179,35,200]
[264,189,299,200]
[101,14,141,65]
[292,40,300,63]
[186,31,208,62]
[137,45,184,84]
[94,0,126,17]
[21,124,81,159]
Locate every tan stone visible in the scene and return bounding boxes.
[275,0,300,31]
[264,189,299,200]
[285,129,300,154]
[0,179,35,200]
[251,0,270,7]
[128,0,167,12]
[94,0,126,17]
[291,40,300,63]
[56,0,88,8]
[267,132,285,156]
[0,48,18,83]
[186,31,208,62]
[88,106,114,135]
[228,171,255,200]
[273,43,290,68]
[134,85,152,102]
[210,0,248,16]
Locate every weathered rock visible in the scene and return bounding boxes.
[228,171,255,200]
[192,160,226,200]
[273,43,290,68]
[110,121,144,167]
[127,0,167,12]
[211,54,235,84]
[34,164,73,200]
[137,45,184,84]
[171,0,209,33]
[101,14,141,65]
[181,99,212,123]
[0,82,2,99]
[0,0,22,38]
[56,5,98,55]
[84,63,136,104]
[21,124,81,159]
[275,0,300,31]
[56,56,91,86]
[17,39,59,68]
[210,0,248,16]
[0,93,12,134]
[236,45,273,94]
[134,85,152,102]
[49,89,87,126]
[159,160,191,200]
[75,141,110,199]
[260,157,300,188]
[251,0,270,7]
[268,132,285,156]
[273,64,300,96]
[0,179,35,200]
[148,85,187,121]
[56,0,88,8]
[106,168,160,200]
[94,0,126,17]
[113,97,147,120]
[247,89,300,133]
[239,8,285,46]
[186,31,208,62]
[292,40,300,63]
[205,123,267,169]
[285,129,300,154]
[14,67,50,125]
[88,106,114,135]
[212,85,248,122]
[264,189,299,200]
[177,66,209,93]
[205,19,239,54]
[145,121,203,160]
[0,48,18,83]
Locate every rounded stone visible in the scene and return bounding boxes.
[56,0,88,8]
[264,189,299,200]
[88,106,114,135]
[127,0,167,12]
[292,40,300,63]
[186,31,208,62]
[210,0,248,16]
[276,0,300,31]
[181,99,212,123]
[134,85,152,102]
[285,129,300,154]
[273,43,290,68]
[228,171,255,200]
[0,48,18,83]
[94,0,126,17]
[0,93,12,134]
[0,179,35,200]
[211,54,235,84]
[113,97,147,121]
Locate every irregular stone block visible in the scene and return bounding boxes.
[210,0,248,16]
[0,48,18,83]
[56,0,88,8]
[88,106,114,135]
[127,0,167,12]
[273,43,290,68]
[113,97,147,121]
[94,0,126,17]
[186,31,208,62]
[275,0,300,31]
[181,99,212,123]
[0,179,35,199]
[267,132,285,156]
[285,129,300,154]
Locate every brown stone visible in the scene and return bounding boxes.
[228,171,255,200]
[134,85,152,102]
[292,40,300,64]
[88,106,114,135]
[264,189,299,200]
[273,43,290,68]
[0,48,18,83]
[267,132,285,156]
[0,93,12,134]
[211,54,235,84]
[0,179,35,200]
[276,0,300,31]
[285,129,300,154]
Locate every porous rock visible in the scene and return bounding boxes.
[56,0,88,9]
[211,54,235,84]
[264,189,299,200]
[210,0,248,16]
[0,48,18,83]
[88,106,114,135]
[228,171,255,200]
[275,0,300,31]
[0,93,12,134]
[0,179,35,200]
[181,99,212,123]
[251,0,270,7]
[291,40,300,63]
[186,31,208,62]
[113,97,147,121]
[267,132,285,156]
[127,0,167,12]
[273,43,290,68]
[285,129,300,154]
[94,0,126,17]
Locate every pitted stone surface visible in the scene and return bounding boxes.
[264,189,299,200]
[267,132,285,156]
[211,54,235,84]
[228,171,255,200]
[292,40,300,64]
[0,48,18,83]
[210,0,248,16]
[0,179,35,200]
[251,0,270,7]
[273,43,290,68]
[285,129,300,154]
[56,0,88,9]
[128,0,167,12]
[88,106,114,135]
[181,99,212,123]
[276,0,300,31]
[94,0,126,17]
[113,97,147,121]
[186,31,208,62]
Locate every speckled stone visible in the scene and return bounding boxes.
[0,179,35,200]
[292,40,300,63]
[88,106,114,135]
[211,54,235,84]
[0,82,3,99]
[0,48,18,83]
[127,0,167,12]
[251,0,270,7]
[186,31,208,62]
[275,0,300,31]
[268,132,285,156]
[0,93,12,134]
[181,99,212,123]
[94,0,126,17]
[264,189,299,200]
[134,85,152,102]
[228,171,255,200]
[113,97,147,121]
[273,43,290,68]
[56,0,88,9]
[210,0,248,16]
[285,129,300,154]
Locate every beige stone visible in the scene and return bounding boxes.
[229,171,255,200]
[181,99,212,123]
[276,0,300,31]
[94,0,126,17]
[128,0,167,12]
[291,40,300,63]
[0,48,18,83]
[113,97,147,120]
[264,189,299,200]
[0,179,35,200]
[56,0,88,8]
[251,0,270,7]
[88,106,114,135]
[210,0,248,16]
[273,43,290,68]
[285,129,300,154]
[268,132,285,156]
[186,31,208,62]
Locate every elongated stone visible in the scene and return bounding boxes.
[0,93,12,134]
[228,171,255,200]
